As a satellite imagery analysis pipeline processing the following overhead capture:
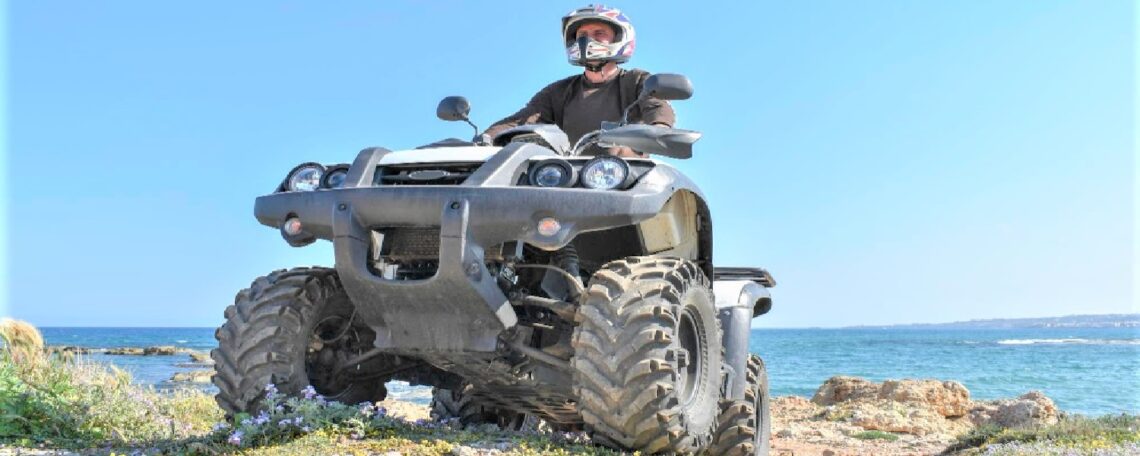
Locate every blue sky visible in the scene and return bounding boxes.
[3,1,1134,328]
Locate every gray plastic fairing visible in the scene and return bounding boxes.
[490,124,572,155]
[254,142,709,352]
[596,124,702,159]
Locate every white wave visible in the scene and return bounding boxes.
[176,340,188,344]
[997,338,1140,345]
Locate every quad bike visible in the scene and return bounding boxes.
[211,74,775,455]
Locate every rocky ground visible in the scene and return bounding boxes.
[765,376,1062,456]
[17,351,1091,455]
[295,376,1060,456]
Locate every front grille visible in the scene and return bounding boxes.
[375,162,482,186]
[371,227,441,280]
[379,227,441,260]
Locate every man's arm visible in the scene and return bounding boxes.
[633,96,675,127]
[609,72,676,158]
[627,71,676,128]
[483,81,561,139]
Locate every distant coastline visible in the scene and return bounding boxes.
[842,313,1140,330]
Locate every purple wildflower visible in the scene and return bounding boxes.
[301,425,312,433]
[301,385,318,399]
[227,430,244,446]
[264,383,278,398]
[211,422,229,432]
[292,416,304,425]
[253,410,270,425]
[278,419,291,427]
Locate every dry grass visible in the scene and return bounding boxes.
[0,318,45,365]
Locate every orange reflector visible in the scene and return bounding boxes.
[537,217,561,236]
[283,217,304,236]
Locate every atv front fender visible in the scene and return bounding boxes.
[713,279,772,402]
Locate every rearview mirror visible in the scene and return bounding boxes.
[436,96,471,121]
[639,74,693,101]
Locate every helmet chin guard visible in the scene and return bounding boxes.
[574,36,610,72]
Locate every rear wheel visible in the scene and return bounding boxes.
[211,267,390,416]
[430,385,530,430]
[709,355,771,455]
[571,256,722,454]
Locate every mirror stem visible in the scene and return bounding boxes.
[619,97,643,126]
[463,118,479,139]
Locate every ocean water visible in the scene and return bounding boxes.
[39,326,1140,415]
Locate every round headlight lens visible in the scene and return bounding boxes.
[580,157,629,190]
[528,159,575,187]
[286,163,325,192]
[321,165,350,189]
[534,165,565,187]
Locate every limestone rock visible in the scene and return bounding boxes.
[46,345,90,355]
[143,345,178,355]
[106,347,145,355]
[812,376,880,405]
[844,400,956,436]
[188,352,213,364]
[169,370,213,383]
[878,379,971,417]
[968,390,1059,428]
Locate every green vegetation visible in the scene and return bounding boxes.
[0,319,621,455]
[0,318,221,447]
[852,430,900,441]
[946,415,1140,455]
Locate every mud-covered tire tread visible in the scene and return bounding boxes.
[430,386,526,429]
[211,267,382,416]
[709,355,770,456]
[429,387,463,422]
[571,256,720,454]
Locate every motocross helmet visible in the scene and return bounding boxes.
[562,5,636,70]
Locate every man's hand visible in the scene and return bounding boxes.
[606,146,647,158]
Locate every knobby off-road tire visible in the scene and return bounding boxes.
[571,257,722,454]
[429,386,530,430]
[708,355,771,456]
[211,267,387,416]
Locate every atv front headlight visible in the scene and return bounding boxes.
[321,164,350,189]
[286,163,325,192]
[580,156,629,190]
[528,159,576,187]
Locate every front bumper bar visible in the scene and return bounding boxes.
[255,185,665,352]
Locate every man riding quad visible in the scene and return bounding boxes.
[485,4,674,158]
[211,4,774,455]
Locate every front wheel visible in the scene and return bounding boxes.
[571,257,722,454]
[211,267,390,416]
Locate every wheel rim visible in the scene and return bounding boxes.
[306,314,367,399]
[676,309,703,406]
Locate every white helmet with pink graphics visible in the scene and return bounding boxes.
[561,5,636,70]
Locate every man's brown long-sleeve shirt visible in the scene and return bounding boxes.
[484,68,676,145]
